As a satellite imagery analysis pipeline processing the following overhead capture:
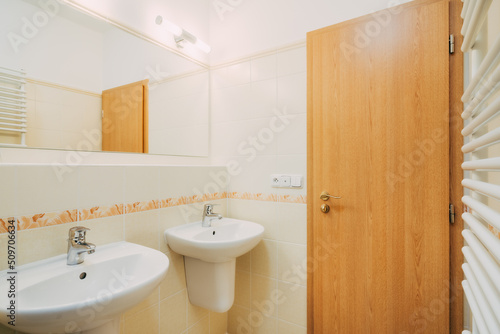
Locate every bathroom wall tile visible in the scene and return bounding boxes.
[209,311,228,334]
[227,155,277,195]
[276,203,306,244]
[25,82,36,100]
[17,222,77,266]
[254,317,278,334]
[79,215,124,246]
[251,79,278,119]
[228,305,251,334]
[211,61,252,89]
[124,304,159,334]
[17,209,78,231]
[276,155,307,198]
[188,301,209,327]
[159,251,186,299]
[79,166,124,209]
[229,199,278,240]
[0,166,17,217]
[277,242,307,285]
[251,275,278,318]
[275,113,306,156]
[277,47,306,77]
[60,102,101,132]
[124,287,159,318]
[124,210,159,250]
[149,125,209,157]
[277,281,307,327]
[252,240,278,279]
[277,72,307,115]
[124,166,159,204]
[211,84,253,124]
[34,101,63,130]
[277,320,307,334]
[251,54,277,82]
[236,251,251,272]
[25,128,62,149]
[17,165,79,216]
[160,290,188,334]
[235,270,252,308]
[188,315,209,334]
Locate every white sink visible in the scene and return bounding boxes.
[164,218,264,263]
[0,242,169,334]
[164,218,263,312]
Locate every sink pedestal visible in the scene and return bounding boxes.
[184,257,235,313]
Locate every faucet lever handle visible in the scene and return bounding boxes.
[69,226,90,239]
[204,203,220,213]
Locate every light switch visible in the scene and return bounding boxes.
[271,174,303,188]
[291,176,302,187]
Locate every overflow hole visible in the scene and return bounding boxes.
[80,272,87,280]
[213,231,216,235]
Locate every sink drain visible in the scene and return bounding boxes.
[80,272,87,280]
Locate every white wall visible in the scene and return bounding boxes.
[70,0,211,64]
[208,0,410,64]
[1,0,104,92]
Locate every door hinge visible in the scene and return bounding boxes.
[449,34,455,54]
[449,204,455,224]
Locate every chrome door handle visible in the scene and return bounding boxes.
[320,191,342,201]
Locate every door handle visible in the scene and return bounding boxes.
[320,191,342,201]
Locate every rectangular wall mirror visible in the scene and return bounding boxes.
[0,0,209,157]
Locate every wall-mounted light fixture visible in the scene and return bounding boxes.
[155,15,211,54]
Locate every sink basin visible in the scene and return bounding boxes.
[0,241,169,334]
[164,218,264,263]
[164,218,263,312]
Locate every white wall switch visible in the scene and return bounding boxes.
[271,174,302,188]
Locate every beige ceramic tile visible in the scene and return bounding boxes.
[0,234,8,271]
[79,166,124,208]
[234,270,251,308]
[278,320,307,334]
[187,315,209,334]
[159,290,187,334]
[253,316,278,334]
[124,287,159,318]
[277,281,307,327]
[124,304,159,334]
[251,240,278,278]
[124,211,159,250]
[236,251,251,272]
[276,203,306,244]
[277,242,307,285]
[209,311,228,334]
[79,215,124,246]
[0,166,17,217]
[17,165,79,216]
[227,305,251,334]
[188,300,209,327]
[251,275,278,318]
[159,251,186,299]
[124,166,159,204]
[228,199,278,240]
[17,222,77,265]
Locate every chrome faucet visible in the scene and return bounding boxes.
[202,204,223,227]
[67,226,95,265]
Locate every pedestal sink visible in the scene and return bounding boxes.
[0,242,169,334]
[164,218,264,312]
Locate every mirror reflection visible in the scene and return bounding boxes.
[0,0,209,156]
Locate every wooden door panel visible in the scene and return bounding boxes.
[308,0,450,333]
[102,80,148,153]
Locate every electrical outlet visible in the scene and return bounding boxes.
[271,174,302,188]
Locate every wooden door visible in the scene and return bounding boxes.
[307,0,450,333]
[102,79,149,153]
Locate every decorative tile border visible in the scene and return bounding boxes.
[0,191,305,234]
[228,192,307,204]
[488,224,500,240]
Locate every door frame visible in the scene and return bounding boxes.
[306,0,464,332]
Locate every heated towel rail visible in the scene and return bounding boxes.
[461,0,500,333]
[0,66,27,147]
